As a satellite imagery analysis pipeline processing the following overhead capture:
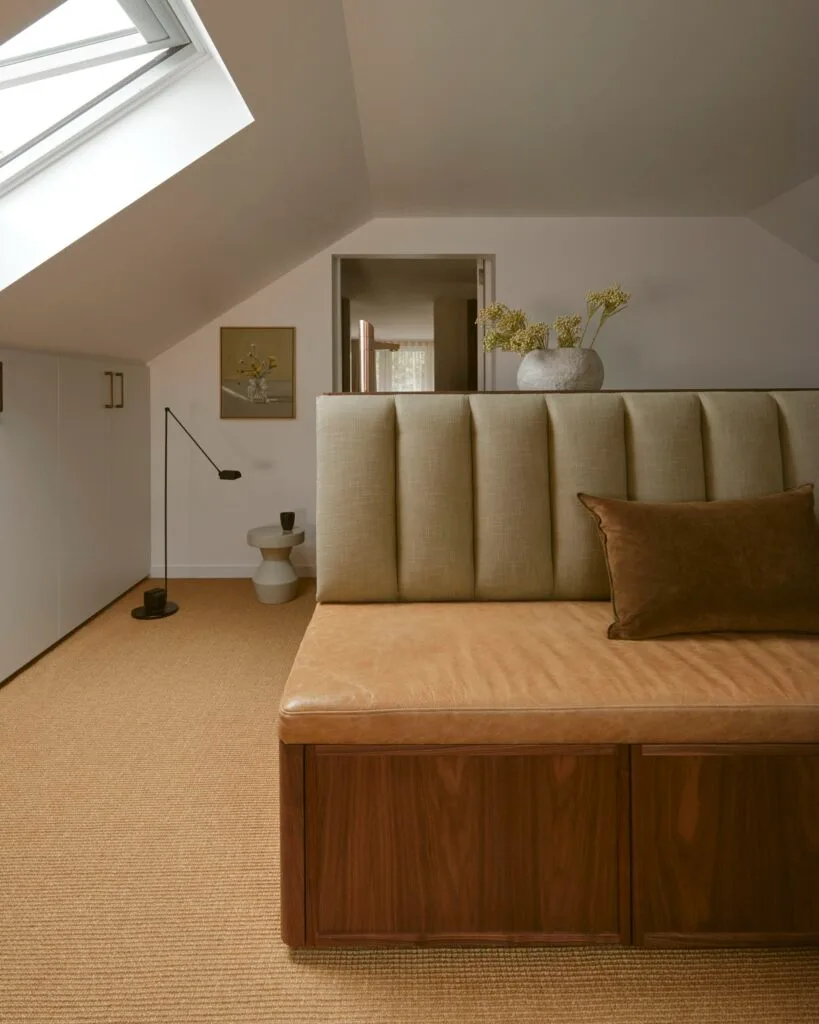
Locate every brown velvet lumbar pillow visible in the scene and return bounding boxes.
[578,484,819,640]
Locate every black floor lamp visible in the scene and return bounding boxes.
[132,407,242,620]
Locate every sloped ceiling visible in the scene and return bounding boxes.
[1,0,818,360]
[750,174,819,265]
[0,0,58,41]
[342,0,819,216]
[0,0,371,360]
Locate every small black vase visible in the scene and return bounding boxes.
[280,511,295,533]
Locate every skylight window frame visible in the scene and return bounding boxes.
[0,29,140,71]
[0,0,206,197]
[1,39,181,91]
[118,0,189,46]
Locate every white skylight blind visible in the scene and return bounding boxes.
[0,0,196,189]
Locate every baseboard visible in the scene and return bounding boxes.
[151,564,317,579]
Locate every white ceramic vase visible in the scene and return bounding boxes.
[516,347,604,392]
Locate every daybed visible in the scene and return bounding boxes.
[279,390,819,948]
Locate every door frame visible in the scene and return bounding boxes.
[331,254,496,393]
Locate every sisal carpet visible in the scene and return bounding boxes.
[1,579,817,1024]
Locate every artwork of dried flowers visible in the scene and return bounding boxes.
[220,326,295,419]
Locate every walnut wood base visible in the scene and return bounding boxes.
[632,744,819,947]
[279,741,819,948]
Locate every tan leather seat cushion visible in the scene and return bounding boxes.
[279,602,819,745]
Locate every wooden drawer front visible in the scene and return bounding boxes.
[305,744,630,946]
[632,744,819,947]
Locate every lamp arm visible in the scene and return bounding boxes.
[166,407,223,475]
[131,408,234,620]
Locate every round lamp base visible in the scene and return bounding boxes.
[131,601,179,620]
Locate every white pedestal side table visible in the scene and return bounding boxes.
[246,525,305,604]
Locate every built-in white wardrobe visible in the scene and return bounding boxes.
[0,348,150,682]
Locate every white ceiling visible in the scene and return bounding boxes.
[1,0,818,361]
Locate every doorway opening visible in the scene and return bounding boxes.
[332,255,495,393]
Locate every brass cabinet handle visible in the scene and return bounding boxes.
[115,372,124,409]
[104,371,114,408]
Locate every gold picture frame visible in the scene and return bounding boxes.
[220,326,295,419]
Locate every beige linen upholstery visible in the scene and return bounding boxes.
[777,390,819,511]
[700,392,784,499]
[395,395,475,600]
[315,396,397,601]
[471,394,552,599]
[279,602,819,744]
[548,393,627,598]
[316,391,819,602]
[622,392,706,501]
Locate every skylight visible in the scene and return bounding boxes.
[0,0,197,191]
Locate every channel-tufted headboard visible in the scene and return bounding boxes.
[315,391,819,603]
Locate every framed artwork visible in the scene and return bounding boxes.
[220,326,295,419]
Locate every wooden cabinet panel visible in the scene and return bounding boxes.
[632,744,819,947]
[305,744,630,945]
[279,742,306,946]
[58,357,113,635]
[0,349,60,681]
[59,357,149,636]
[109,363,150,595]
[0,351,149,682]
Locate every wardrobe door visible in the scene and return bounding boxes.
[58,357,113,636]
[109,362,150,596]
[0,349,60,682]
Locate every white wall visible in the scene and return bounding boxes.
[149,216,819,578]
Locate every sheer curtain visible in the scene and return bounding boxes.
[375,341,435,392]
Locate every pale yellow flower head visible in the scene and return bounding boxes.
[475,301,508,326]
[588,284,630,314]
[478,303,548,354]
[510,322,549,353]
[553,313,583,348]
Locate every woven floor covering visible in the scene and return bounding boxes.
[1,579,817,1024]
